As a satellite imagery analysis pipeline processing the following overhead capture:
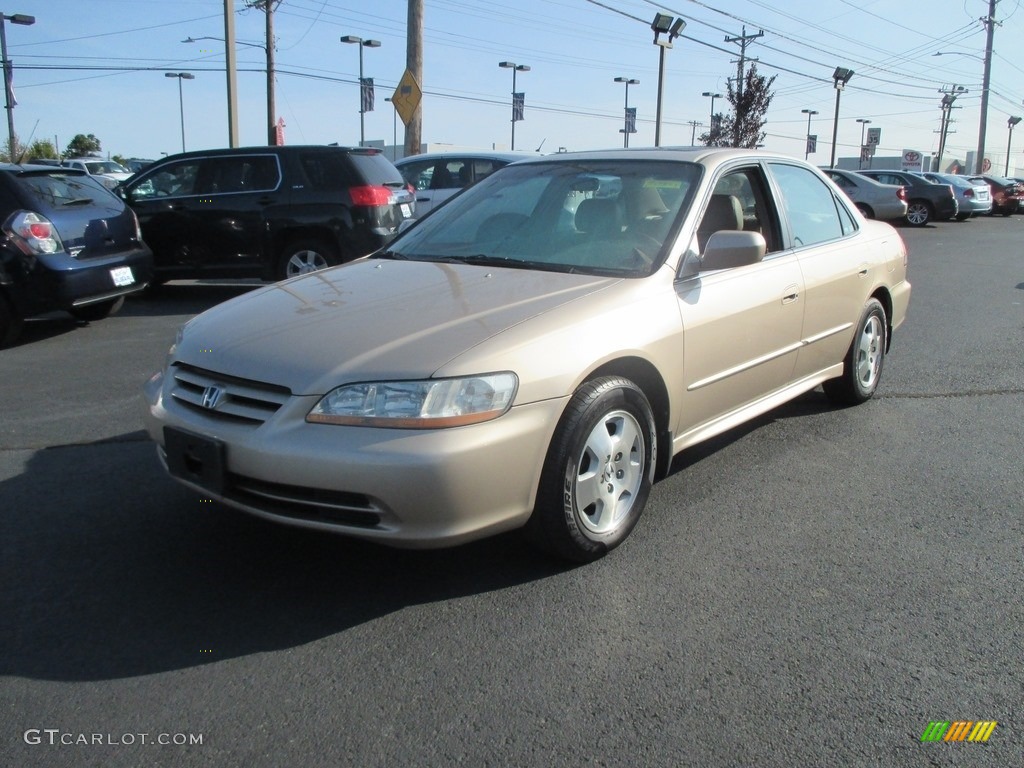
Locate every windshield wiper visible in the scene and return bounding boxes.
[372,249,409,260]
[62,197,94,206]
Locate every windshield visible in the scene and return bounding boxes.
[385,159,700,277]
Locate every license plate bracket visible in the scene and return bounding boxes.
[164,426,227,495]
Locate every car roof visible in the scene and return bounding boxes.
[0,162,87,174]
[147,145,378,162]
[395,150,537,165]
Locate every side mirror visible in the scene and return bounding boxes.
[700,230,766,271]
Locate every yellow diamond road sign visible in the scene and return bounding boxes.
[391,70,421,126]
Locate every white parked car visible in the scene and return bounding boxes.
[61,157,132,191]
[395,151,531,215]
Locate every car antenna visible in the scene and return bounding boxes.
[15,119,39,165]
[535,138,546,153]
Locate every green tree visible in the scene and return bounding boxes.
[28,139,59,160]
[64,133,102,158]
[112,154,128,166]
[700,64,776,149]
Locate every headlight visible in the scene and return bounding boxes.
[307,373,518,428]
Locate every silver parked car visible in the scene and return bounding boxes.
[395,151,531,215]
[917,172,992,218]
[822,168,908,222]
[144,148,911,562]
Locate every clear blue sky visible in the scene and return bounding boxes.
[8,0,1024,167]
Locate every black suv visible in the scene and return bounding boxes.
[0,164,153,347]
[118,145,416,282]
[856,169,958,226]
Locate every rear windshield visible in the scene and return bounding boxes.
[15,172,118,212]
[347,152,405,185]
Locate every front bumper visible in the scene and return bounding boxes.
[144,371,567,548]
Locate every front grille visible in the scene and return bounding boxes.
[170,363,291,424]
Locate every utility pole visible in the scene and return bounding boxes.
[976,0,997,174]
[725,26,763,146]
[223,0,239,147]
[247,1,279,145]
[687,120,702,145]
[935,85,966,172]
[405,0,423,157]
[725,27,763,100]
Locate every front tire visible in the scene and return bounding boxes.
[823,298,887,406]
[526,377,656,562]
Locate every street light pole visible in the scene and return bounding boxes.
[498,61,529,151]
[703,91,723,139]
[165,72,195,153]
[829,67,854,168]
[856,118,872,169]
[652,14,685,148]
[0,12,34,160]
[1006,116,1021,176]
[341,35,381,147]
[801,108,818,160]
[614,77,639,148]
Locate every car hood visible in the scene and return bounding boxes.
[175,259,619,395]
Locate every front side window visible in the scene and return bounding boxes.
[768,163,848,248]
[128,160,202,200]
[384,160,700,277]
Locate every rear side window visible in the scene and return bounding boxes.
[769,163,847,247]
[198,155,279,194]
[299,152,358,192]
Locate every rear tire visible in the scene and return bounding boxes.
[69,296,125,322]
[855,203,874,219]
[526,377,656,563]
[823,298,887,407]
[277,238,340,280]
[905,200,932,227]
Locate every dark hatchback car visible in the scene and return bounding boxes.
[0,164,152,347]
[856,169,958,226]
[117,145,415,283]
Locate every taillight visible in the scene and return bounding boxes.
[349,185,393,206]
[964,188,974,198]
[3,210,65,255]
[897,187,907,201]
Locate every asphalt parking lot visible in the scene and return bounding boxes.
[2,217,1022,767]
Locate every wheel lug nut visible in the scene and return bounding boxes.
[616,470,624,479]
[614,452,622,461]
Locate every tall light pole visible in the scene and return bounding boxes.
[341,35,381,146]
[856,118,872,169]
[829,67,854,168]
[801,108,818,159]
[652,14,685,147]
[1006,116,1021,175]
[614,76,639,148]
[185,36,272,144]
[165,72,195,153]
[0,12,34,160]
[498,60,529,151]
[703,91,723,139]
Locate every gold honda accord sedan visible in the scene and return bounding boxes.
[144,148,910,562]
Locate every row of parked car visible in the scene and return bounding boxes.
[823,167,1024,226]
[0,142,1013,349]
